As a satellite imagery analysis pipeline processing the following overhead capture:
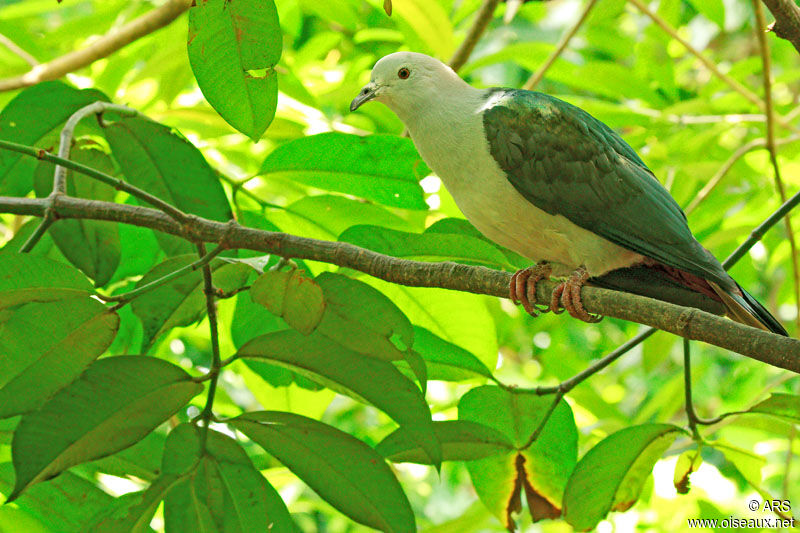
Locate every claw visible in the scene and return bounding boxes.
[549,266,603,323]
[509,262,552,317]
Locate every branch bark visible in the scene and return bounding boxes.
[1,194,798,372]
[762,0,800,54]
[0,0,192,92]
[448,0,501,72]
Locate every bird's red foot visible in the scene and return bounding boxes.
[550,266,603,323]
[509,262,552,317]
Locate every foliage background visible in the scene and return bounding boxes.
[0,0,799,531]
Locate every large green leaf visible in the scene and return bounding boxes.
[315,272,413,359]
[130,255,250,350]
[340,225,514,269]
[86,474,183,533]
[745,393,800,423]
[412,325,492,381]
[563,424,685,530]
[33,143,120,287]
[237,329,441,466]
[425,217,529,269]
[104,116,232,255]
[0,81,108,196]
[0,254,93,310]
[269,194,413,241]
[459,386,578,525]
[232,411,416,533]
[258,133,429,209]
[0,297,119,418]
[8,356,203,501]
[0,463,114,533]
[377,420,514,464]
[187,0,282,140]
[161,424,293,533]
[250,268,325,335]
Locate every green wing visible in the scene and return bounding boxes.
[482,89,731,288]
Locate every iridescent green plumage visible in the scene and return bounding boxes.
[483,89,786,335]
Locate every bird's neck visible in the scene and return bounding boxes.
[399,85,490,179]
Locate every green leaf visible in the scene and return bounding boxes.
[131,255,250,350]
[104,116,232,255]
[161,424,293,533]
[391,0,454,58]
[377,420,514,464]
[86,474,183,533]
[340,225,514,269]
[746,393,800,423]
[250,269,325,335]
[563,424,684,530]
[412,326,492,381]
[270,194,413,241]
[0,254,93,310]
[459,387,578,523]
[8,356,203,501]
[0,297,119,418]
[237,329,441,466]
[33,143,120,287]
[360,279,499,369]
[187,0,281,140]
[232,411,415,533]
[673,449,702,494]
[0,81,109,196]
[686,0,725,27]
[259,133,429,209]
[425,218,529,269]
[316,272,413,360]
[0,463,114,532]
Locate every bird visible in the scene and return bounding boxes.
[349,51,787,336]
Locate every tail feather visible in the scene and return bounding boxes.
[708,281,788,336]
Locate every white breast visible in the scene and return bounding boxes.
[405,91,644,277]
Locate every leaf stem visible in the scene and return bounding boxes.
[104,245,225,308]
[0,138,189,224]
[195,242,222,452]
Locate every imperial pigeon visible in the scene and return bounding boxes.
[350,52,787,336]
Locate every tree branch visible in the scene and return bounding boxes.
[762,0,800,54]
[1,194,798,371]
[0,0,192,93]
[448,0,501,72]
[195,242,222,452]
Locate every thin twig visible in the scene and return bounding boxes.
[520,328,658,447]
[0,0,192,92]
[754,0,800,334]
[0,138,188,223]
[18,210,55,253]
[104,245,225,308]
[0,33,38,66]
[1,194,799,368]
[54,102,138,194]
[724,187,800,268]
[683,338,721,437]
[522,0,599,90]
[448,0,501,72]
[195,242,222,452]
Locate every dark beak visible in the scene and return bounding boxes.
[350,82,378,112]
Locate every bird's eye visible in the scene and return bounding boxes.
[397,67,410,79]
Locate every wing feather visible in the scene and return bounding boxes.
[482,89,733,289]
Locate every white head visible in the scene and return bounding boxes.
[350,52,470,121]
